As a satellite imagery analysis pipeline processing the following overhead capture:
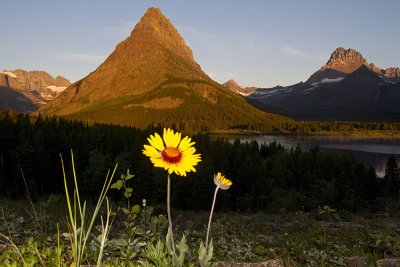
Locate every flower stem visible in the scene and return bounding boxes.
[206,186,219,251]
[167,174,176,254]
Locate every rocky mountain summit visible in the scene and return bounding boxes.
[130,7,198,68]
[0,69,70,113]
[307,47,400,84]
[222,79,256,96]
[41,7,286,130]
[322,47,368,73]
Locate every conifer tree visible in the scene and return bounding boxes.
[384,154,400,198]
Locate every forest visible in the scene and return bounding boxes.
[52,76,400,134]
[1,109,399,213]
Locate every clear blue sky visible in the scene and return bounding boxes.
[1,0,399,87]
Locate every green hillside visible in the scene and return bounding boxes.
[66,76,290,132]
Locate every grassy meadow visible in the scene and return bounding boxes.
[1,196,400,266]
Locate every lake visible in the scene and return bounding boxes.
[232,135,400,177]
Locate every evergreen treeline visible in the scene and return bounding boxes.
[0,110,399,212]
[60,76,400,133]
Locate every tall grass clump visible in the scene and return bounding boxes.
[61,150,117,267]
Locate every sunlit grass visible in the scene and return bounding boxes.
[1,201,400,266]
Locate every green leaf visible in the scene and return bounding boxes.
[136,226,146,235]
[199,240,214,267]
[166,227,174,256]
[131,204,140,214]
[124,187,133,198]
[125,169,135,181]
[177,234,188,253]
[114,238,129,247]
[126,187,133,193]
[199,241,206,260]
[122,207,129,215]
[110,180,123,190]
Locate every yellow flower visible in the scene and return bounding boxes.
[143,128,201,176]
[214,172,232,190]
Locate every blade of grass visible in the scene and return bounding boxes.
[57,223,61,267]
[96,197,113,267]
[20,168,43,232]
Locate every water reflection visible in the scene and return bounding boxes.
[230,135,400,178]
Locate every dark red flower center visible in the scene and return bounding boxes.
[161,147,182,164]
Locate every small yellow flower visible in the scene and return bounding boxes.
[213,172,232,190]
[143,128,201,176]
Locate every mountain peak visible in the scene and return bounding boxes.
[307,47,400,84]
[223,79,256,96]
[224,79,240,87]
[322,47,368,73]
[144,7,162,15]
[127,7,195,64]
[42,6,208,114]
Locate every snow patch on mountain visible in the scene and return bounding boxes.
[2,71,17,78]
[250,86,292,99]
[311,77,344,86]
[47,85,67,93]
[320,77,345,83]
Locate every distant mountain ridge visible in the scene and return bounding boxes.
[0,69,70,113]
[41,7,289,131]
[249,47,400,121]
[222,79,257,96]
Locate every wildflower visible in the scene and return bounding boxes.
[205,172,232,251]
[143,128,201,176]
[143,128,201,260]
[214,172,232,190]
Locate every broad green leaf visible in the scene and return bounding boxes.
[131,204,140,214]
[110,180,123,190]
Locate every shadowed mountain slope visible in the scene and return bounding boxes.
[249,48,400,121]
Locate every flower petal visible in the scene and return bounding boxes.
[171,131,181,148]
[178,136,195,151]
[163,128,172,147]
[147,133,164,151]
[182,147,197,156]
[143,145,162,158]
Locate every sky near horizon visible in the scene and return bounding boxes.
[1,0,400,87]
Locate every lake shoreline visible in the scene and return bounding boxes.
[207,129,400,139]
[209,132,400,178]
